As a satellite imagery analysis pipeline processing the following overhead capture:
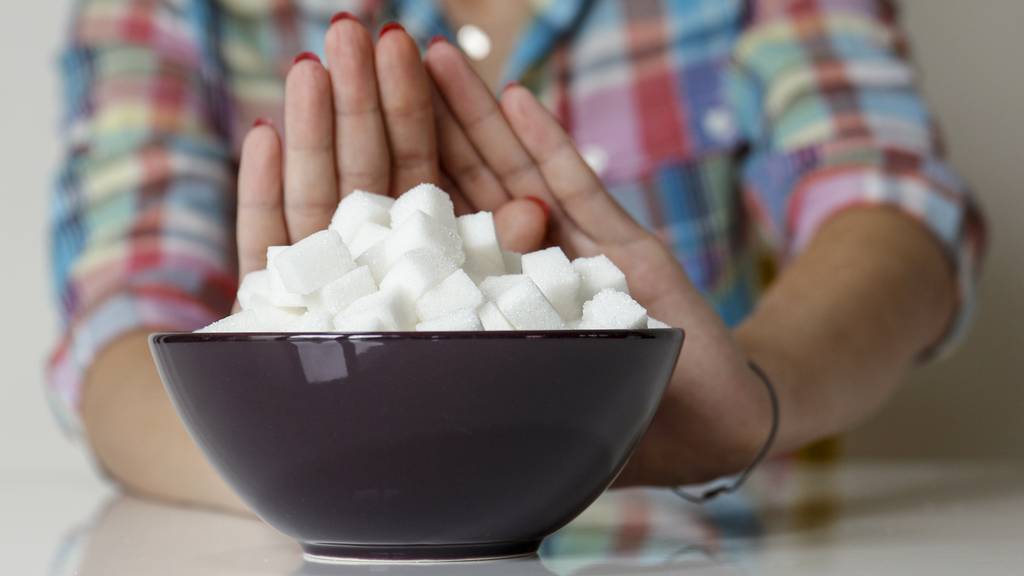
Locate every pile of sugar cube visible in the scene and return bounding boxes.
[199,184,670,333]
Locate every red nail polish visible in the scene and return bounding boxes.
[252,117,272,128]
[429,35,447,47]
[292,51,320,65]
[330,11,356,25]
[525,195,550,220]
[379,21,405,38]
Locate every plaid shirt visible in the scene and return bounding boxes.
[50,0,985,436]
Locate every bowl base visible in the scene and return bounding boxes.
[301,540,541,564]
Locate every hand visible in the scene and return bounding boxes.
[236,18,548,280]
[425,41,774,485]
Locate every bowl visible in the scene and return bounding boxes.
[149,329,684,563]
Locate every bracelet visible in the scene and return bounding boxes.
[673,360,780,504]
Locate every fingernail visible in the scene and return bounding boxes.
[292,51,320,65]
[379,21,404,38]
[429,35,447,47]
[330,11,356,25]
[252,117,273,128]
[525,195,550,220]
[502,80,520,93]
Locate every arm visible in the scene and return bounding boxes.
[424,7,983,485]
[737,207,956,455]
[50,1,240,509]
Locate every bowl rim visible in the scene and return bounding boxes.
[150,328,684,344]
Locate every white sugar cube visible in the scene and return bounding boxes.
[355,234,392,282]
[237,269,273,310]
[521,247,582,321]
[502,251,523,274]
[477,301,513,331]
[390,183,457,230]
[305,265,377,315]
[416,308,483,332]
[457,212,505,280]
[495,276,565,330]
[347,222,390,259]
[572,255,628,302]
[579,289,647,330]
[330,190,394,244]
[333,291,401,332]
[379,248,458,327]
[274,230,356,295]
[267,247,306,307]
[385,211,465,270]
[286,310,334,332]
[647,317,670,329]
[479,274,526,301]
[415,269,484,321]
[197,307,299,333]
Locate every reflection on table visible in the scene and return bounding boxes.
[52,461,1024,575]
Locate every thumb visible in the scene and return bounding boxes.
[494,197,548,253]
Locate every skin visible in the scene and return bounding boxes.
[81,17,956,512]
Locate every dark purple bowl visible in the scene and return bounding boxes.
[149,329,683,563]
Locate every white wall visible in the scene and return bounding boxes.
[0,2,93,476]
[846,0,1024,459]
[0,1,1020,476]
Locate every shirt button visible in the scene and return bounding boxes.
[581,144,609,176]
[703,106,737,143]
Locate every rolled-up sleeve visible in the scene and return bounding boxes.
[734,0,986,358]
[48,0,238,436]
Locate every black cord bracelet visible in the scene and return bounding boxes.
[673,360,780,504]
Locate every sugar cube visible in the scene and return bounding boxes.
[572,255,628,302]
[521,247,582,321]
[330,190,394,244]
[385,211,465,269]
[274,230,356,295]
[647,317,671,329]
[305,265,377,315]
[415,269,484,321]
[379,248,458,328]
[578,289,647,330]
[347,222,390,259]
[416,308,483,332]
[197,307,299,333]
[237,269,273,310]
[477,301,514,331]
[494,276,565,330]
[502,251,523,274]
[333,291,401,332]
[390,183,457,230]
[267,246,306,307]
[355,234,392,282]
[457,212,505,280]
[286,310,334,332]
[479,274,526,301]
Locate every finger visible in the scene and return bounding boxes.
[500,85,648,245]
[494,198,548,253]
[424,40,552,202]
[376,24,440,194]
[237,122,288,276]
[325,14,390,196]
[284,53,338,241]
[431,80,508,211]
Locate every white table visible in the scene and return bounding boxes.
[5,461,1024,575]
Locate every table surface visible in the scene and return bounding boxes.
[6,460,1024,575]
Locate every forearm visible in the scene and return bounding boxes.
[82,331,248,514]
[736,207,957,454]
